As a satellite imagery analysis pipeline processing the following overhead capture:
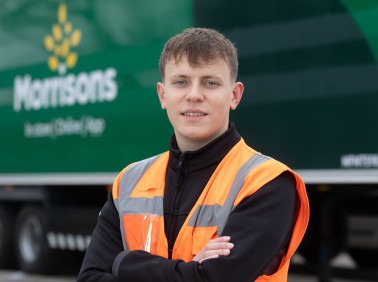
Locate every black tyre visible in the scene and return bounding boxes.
[14,205,57,274]
[0,205,17,268]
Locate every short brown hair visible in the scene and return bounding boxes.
[159,27,238,82]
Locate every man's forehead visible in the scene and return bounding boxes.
[167,55,225,67]
[165,57,230,74]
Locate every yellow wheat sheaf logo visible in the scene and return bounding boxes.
[44,3,81,74]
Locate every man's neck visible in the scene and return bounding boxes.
[174,127,231,153]
[175,137,210,153]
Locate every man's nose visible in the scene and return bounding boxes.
[185,83,204,102]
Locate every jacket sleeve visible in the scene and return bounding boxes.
[77,190,123,282]
[83,171,297,282]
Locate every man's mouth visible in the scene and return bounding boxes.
[183,113,206,116]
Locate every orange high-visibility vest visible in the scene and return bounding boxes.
[112,139,309,281]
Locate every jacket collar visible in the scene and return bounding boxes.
[168,122,241,173]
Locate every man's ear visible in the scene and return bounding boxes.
[157,82,166,109]
[230,82,244,110]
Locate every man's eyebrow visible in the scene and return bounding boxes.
[169,74,223,80]
[167,74,225,83]
[201,75,223,80]
[168,74,189,80]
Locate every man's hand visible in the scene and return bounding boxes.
[192,236,234,264]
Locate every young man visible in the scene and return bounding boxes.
[78,28,309,282]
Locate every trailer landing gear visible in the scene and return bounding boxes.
[0,205,16,268]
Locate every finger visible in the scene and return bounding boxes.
[192,236,234,263]
[203,241,234,251]
[198,247,232,261]
[199,248,232,264]
[193,246,231,263]
[211,236,231,242]
[203,248,231,257]
[205,236,232,249]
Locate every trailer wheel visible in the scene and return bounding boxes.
[0,205,17,268]
[14,205,57,274]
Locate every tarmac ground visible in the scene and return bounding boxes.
[0,270,375,282]
[0,252,377,282]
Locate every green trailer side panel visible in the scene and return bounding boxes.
[1,0,378,175]
[194,0,378,169]
[0,0,193,173]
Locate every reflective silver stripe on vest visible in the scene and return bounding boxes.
[188,153,270,236]
[115,154,163,250]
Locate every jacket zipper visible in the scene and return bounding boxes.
[168,153,185,259]
[178,153,184,167]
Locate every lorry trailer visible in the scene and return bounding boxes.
[1,0,378,277]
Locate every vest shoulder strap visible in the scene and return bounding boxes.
[113,153,165,209]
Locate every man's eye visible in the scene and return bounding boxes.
[175,81,186,86]
[205,81,217,86]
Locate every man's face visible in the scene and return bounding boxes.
[157,57,243,151]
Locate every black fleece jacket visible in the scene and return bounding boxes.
[77,124,297,282]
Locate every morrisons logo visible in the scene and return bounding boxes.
[44,3,81,75]
[13,3,118,112]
